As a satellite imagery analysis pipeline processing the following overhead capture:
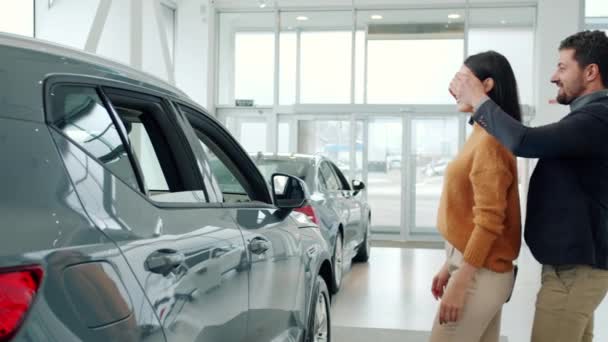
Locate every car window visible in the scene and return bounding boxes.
[200,139,249,199]
[330,162,351,190]
[319,161,340,191]
[177,104,252,203]
[52,85,140,190]
[104,89,205,203]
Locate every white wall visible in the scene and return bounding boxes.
[35,0,213,109]
[533,0,582,126]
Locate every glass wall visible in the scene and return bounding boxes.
[586,0,608,17]
[367,117,403,235]
[218,12,275,106]
[411,116,460,233]
[217,5,537,241]
[280,11,353,104]
[585,0,608,33]
[297,119,353,167]
[0,0,34,37]
[357,9,465,104]
[224,116,268,153]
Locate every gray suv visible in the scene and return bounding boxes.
[0,33,333,342]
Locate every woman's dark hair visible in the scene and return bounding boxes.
[464,51,522,122]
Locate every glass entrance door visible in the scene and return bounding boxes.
[275,112,466,241]
[410,116,462,235]
[366,117,403,236]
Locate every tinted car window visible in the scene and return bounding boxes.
[330,162,351,190]
[52,85,140,190]
[320,161,340,191]
[114,107,169,192]
[177,104,252,203]
[105,91,206,203]
[200,141,248,196]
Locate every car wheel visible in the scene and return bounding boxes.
[331,233,343,293]
[353,217,371,263]
[306,275,331,342]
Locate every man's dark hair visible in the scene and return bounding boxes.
[559,30,608,88]
[465,51,522,122]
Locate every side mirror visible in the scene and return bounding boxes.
[352,180,366,195]
[271,173,310,209]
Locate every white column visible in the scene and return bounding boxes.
[84,0,112,53]
[206,0,217,113]
[130,0,143,69]
[533,0,583,126]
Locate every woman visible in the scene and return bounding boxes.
[429,51,522,342]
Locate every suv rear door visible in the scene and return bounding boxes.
[46,78,249,342]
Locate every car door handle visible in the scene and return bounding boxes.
[145,249,186,275]
[248,237,271,255]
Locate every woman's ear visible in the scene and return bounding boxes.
[483,78,495,93]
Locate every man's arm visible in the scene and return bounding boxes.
[472,99,604,159]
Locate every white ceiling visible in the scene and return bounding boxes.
[215,0,538,10]
[218,6,535,30]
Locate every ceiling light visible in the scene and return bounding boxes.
[296,15,309,21]
[371,14,383,20]
[447,13,461,19]
[258,0,267,8]
[500,19,508,24]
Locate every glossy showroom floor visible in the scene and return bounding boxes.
[331,245,608,342]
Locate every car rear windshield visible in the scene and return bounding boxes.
[253,159,313,184]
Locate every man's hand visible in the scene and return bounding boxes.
[449,66,487,110]
[431,263,450,300]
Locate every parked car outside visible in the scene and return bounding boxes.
[423,158,451,177]
[0,33,333,342]
[251,153,372,293]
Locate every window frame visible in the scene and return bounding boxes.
[102,87,204,195]
[177,102,275,206]
[44,74,213,207]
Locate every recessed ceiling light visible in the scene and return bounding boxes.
[371,14,383,20]
[500,19,508,24]
[296,16,309,21]
[447,13,461,19]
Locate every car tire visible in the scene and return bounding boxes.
[306,275,331,342]
[331,233,343,293]
[353,217,371,263]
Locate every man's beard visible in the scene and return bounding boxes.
[556,90,574,105]
[555,80,584,105]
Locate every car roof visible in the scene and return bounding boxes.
[0,33,198,122]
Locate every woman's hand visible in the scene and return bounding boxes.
[439,262,477,324]
[431,262,450,300]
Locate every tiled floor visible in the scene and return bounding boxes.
[332,246,608,342]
